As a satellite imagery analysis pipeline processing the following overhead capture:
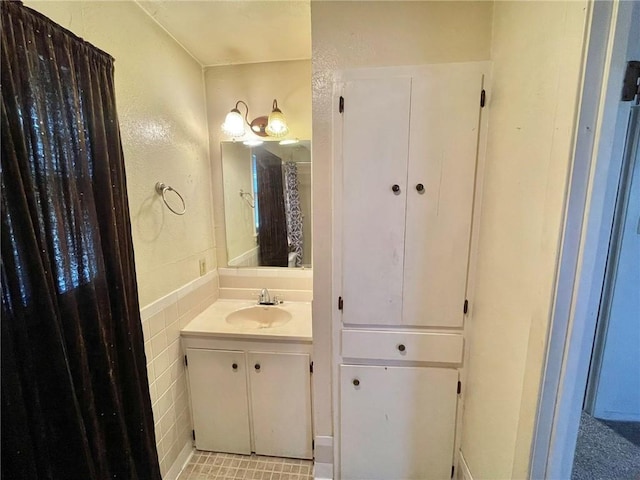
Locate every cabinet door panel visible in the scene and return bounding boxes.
[403,66,484,327]
[186,349,251,454]
[248,352,312,459]
[342,77,411,325]
[340,364,458,480]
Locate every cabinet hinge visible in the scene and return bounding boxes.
[192,430,196,441]
[622,61,640,101]
[338,296,344,311]
[451,465,455,478]
[310,361,314,374]
[463,299,469,315]
[184,355,188,367]
[339,96,344,113]
[480,89,486,108]
[457,381,462,395]
[312,439,315,450]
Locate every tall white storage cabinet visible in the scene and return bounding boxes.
[335,62,488,479]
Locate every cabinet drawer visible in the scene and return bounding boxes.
[342,330,463,364]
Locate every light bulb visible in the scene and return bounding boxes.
[221,109,246,137]
[265,102,289,138]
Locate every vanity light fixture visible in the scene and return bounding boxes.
[221,99,289,138]
[279,138,299,146]
[243,139,264,147]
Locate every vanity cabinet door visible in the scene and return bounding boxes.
[340,364,458,480]
[248,352,313,459]
[186,348,251,454]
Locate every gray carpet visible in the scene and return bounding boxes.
[602,419,640,447]
[572,412,640,480]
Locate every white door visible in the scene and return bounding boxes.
[341,77,412,325]
[340,364,458,480]
[403,65,485,327]
[587,105,640,421]
[186,348,251,454]
[248,352,313,459]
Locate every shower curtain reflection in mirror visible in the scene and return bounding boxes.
[221,141,312,268]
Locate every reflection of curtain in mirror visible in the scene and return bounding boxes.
[284,162,303,267]
[255,148,288,266]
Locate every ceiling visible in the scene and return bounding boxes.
[135,1,312,67]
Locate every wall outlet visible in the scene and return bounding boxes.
[199,259,206,276]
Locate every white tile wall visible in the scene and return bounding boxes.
[218,268,313,302]
[141,271,219,477]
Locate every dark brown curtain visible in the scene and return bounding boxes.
[255,148,288,267]
[1,3,161,479]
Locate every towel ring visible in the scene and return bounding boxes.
[155,182,186,215]
[239,189,255,208]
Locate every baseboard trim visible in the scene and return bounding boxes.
[313,461,333,480]
[458,451,473,480]
[164,441,194,480]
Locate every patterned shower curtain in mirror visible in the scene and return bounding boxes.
[1,3,161,479]
[284,162,303,267]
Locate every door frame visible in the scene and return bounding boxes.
[530,1,640,478]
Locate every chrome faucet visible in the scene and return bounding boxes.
[258,288,272,305]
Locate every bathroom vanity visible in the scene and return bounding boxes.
[181,300,313,459]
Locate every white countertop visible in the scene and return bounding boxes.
[181,299,312,342]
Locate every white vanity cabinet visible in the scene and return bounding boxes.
[184,341,313,459]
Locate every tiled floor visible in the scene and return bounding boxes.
[177,451,314,480]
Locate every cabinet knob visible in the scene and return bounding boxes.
[255,364,261,371]
[232,363,238,370]
[392,184,400,194]
[398,344,406,352]
[416,183,425,193]
[352,379,360,387]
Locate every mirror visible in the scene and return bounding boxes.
[221,141,311,268]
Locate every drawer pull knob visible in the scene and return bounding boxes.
[232,363,238,370]
[353,379,360,387]
[392,184,400,194]
[255,364,261,371]
[416,183,425,193]
[398,344,406,352]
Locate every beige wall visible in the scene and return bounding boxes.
[204,60,312,268]
[310,0,493,440]
[25,0,215,307]
[460,2,589,478]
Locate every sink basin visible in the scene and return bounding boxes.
[225,305,292,328]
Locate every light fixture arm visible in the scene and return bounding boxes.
[234,100,250,127]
